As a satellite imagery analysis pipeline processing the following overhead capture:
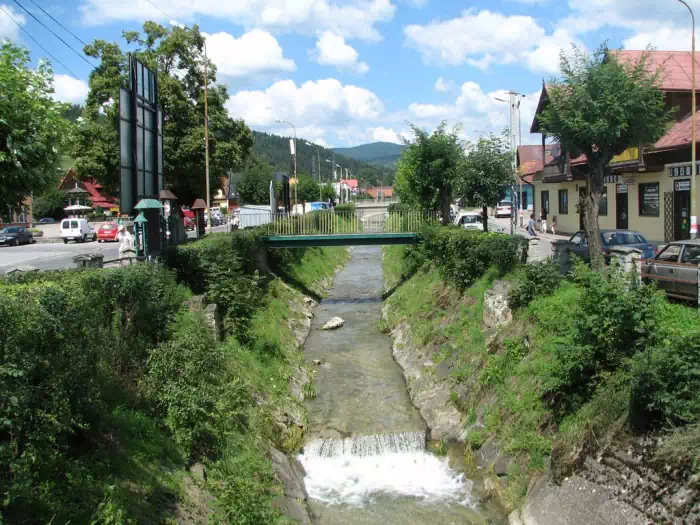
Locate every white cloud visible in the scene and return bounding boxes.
[52,74,89,105]
[312,31,369,74]
[623,27,692,51]
[368,126,402,143]
[408,102,452,119]
[404,8,580,74]
[80,0,395,41]
[226,78,383,133]
[0,4,25,41]
[434,77,453,93]
[205,29,295,79]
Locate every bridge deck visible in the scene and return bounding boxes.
[263,232,419,248]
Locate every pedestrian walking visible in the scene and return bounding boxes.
[540,210,547,234]
[527,213,538,237]
[117,225,136,267]
[550,216,557,235]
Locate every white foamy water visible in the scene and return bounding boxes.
[298,432,474,508]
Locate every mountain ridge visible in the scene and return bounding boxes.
[332,141,407,167]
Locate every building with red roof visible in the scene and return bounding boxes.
[58,169,119,215]
[526,49,700,243]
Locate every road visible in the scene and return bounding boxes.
[0,225,229,273]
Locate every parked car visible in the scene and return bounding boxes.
[239,205,273,228]
[60,218,97,243]
[97,222,120,242]
[184,216,195,231]
[495,200,512,218]
[39,217,56,224]
[566,229,657,262]
[0,226,34,246]
[642,240,700,302]
[454,211,484,231]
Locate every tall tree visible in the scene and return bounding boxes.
[0,42,72,213]
[237,157,275,205]
[395,122,463,225]
[537,45,673,264]
[73,22,253,206]
[455,132,513,232]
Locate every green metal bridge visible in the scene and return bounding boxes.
[258,208,437,248]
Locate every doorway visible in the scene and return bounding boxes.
[674,179,691,240]
[579,187,587,230]
[541,190,549,220]
[616,184,628,229]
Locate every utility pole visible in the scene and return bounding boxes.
[203,41,211,232]
[276,120,297,210]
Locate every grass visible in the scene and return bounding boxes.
[272,246,349,297]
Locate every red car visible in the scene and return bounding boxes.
[97,222,119,242]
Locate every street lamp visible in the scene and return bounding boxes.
[276,120,297,209]
[307,141,322,202]
[677,0,697,239]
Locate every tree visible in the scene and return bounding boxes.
[455,132,513,232]
[33,187,68,220]
[395,122,463,225]
[320,184,336,201]
[0,42,72,213]
[295,174,321,204]
[73,22,253,206]
[537,45,673,264]
[238,158,275,205]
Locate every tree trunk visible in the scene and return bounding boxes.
[584,167,605,269]
[482,205,489,232]
[440,187,451,226]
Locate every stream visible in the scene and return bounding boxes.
[298,246,507,525]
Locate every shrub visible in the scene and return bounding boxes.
[629,331,700,431]
[334,203,356,213]
[546,263,661,416]
[422,227,523,289]
[508,260,562,309]
[387,203,411,213]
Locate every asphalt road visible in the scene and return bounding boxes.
[0,225,230,273]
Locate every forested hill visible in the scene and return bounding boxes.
[252,131,395,187]
[333,141,406,167]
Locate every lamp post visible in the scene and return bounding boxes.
[678,0,697,239]
[203,40,211,232]
[276,120,297,210]
[308,141,322,202]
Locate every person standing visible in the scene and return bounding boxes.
[117,224,136,267]
[550,216,557,235]
[540,210,547,234]
[527,213,538,237]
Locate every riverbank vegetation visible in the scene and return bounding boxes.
[0,231,347,524]
[383,230,700,510]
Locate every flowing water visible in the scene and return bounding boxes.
[298,246,507,525]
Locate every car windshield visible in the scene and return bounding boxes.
[1,227,20,233]
[603,232,646,245]
[498,201,511,207]
[461,215,480,224]
[101,224,117,230]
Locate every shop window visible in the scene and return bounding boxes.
[638,182,660,217]
[558,189,568,214]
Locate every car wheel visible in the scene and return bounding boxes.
[10,238,17,247]
[82,234,87,243]
[30,237,36,244]
[63,238,68,244]
[98,239,103,243]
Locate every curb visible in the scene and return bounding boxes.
[34,237,64,244]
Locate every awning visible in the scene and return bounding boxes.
[134,198,164,210]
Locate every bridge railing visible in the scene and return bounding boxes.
[250,210,438,236]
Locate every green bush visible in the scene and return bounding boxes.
[546,263,661,416]
[629,331,700,430]
[387,203,410,213]
[334,203,356,213]
[422,227,524,289]
[508,260,562,309]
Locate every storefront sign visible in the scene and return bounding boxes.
[668,162,700,177]
[622,176,636,186]
[611,147,639,164]
[675,180,691,192]
[616,184,628,194]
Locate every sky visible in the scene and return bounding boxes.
[1,0,698,148]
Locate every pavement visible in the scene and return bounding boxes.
[490,216,570,260]
[1,224,229,273]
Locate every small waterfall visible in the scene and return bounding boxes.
[298,431,474,507]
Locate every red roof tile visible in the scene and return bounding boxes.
[517,145,557,176]
[654,110,699,150]
[613,50,700,92]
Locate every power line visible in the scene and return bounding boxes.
[145,0,173,21]
[12,0,95,69]
[0,5,79,78]
[27,0,89,48]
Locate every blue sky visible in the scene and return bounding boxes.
[1,0,698,147]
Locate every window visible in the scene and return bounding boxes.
[599,187,608,216]
[70,220,78,229]
[603,232,645,245]
[62,220,69,228]
[681,245,700,264]
[569,232,584,245]
[638,182,660,217]
[656,245,681,262]
[558,189,569,214]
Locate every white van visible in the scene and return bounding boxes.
[60,218,97,243]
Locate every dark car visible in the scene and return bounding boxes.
[642,240,700,302]
[0,226,34,246]
[39,218,56,224]
[566,229,657,262]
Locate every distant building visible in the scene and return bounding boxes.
[1,196,33,226]
[58,169,118,215]
[366,186,394,200]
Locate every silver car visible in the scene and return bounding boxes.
[642,240,700,302]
